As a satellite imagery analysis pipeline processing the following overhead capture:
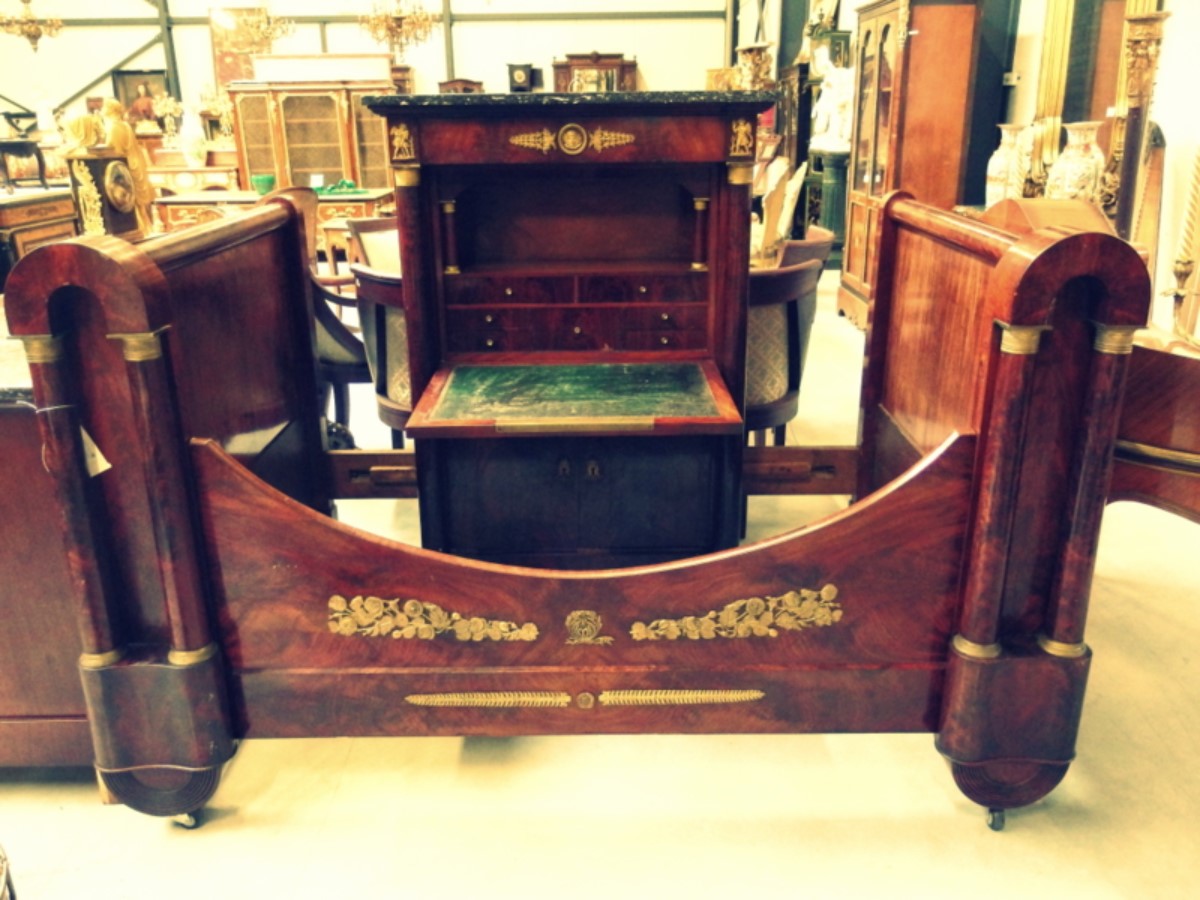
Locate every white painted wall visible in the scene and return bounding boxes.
[6,1,1198,318]
[0,2,732,118]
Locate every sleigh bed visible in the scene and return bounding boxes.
[3,184,1150,828]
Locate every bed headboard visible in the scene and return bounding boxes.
[3,197,328,650]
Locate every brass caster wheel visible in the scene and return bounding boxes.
[987,808,1006,831]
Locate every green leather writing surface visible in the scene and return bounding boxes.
[430,363,719,422]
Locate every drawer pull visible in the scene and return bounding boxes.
[573,325,583,335]
[504,287,514,296]
[484,314,494,323]
[585,460,602,480]
[638,285,648,294]
[485,338,495,348]
[661,312,670,321]
[660,336,670,346]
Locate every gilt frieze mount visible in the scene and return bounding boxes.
[631,584,843,641]
[328,595,539,642]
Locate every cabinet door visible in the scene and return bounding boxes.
[232,92,275,181]
[279,92,347,188]
[439,438,581,555]
[350,89,391,189]
[579,436,718,553]
[433,436,724,563]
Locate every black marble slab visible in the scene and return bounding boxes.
[363,90,779,117]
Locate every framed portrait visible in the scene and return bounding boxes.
[111,69,168,121]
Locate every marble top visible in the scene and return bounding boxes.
[363,90,778,115]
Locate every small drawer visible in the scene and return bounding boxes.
[444,308,532,352]
[444,275,574,305]
[578,274,705,304]
[547,308,618,351]
[621,330,708,351]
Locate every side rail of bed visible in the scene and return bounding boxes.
[3,198,328,816]
[1111,340,1200,522]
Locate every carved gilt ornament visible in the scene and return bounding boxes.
[509,123,636,156]
[328,595,538,642]
[631,584,843,641]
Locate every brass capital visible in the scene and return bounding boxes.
[951,634,1002,659]
[79,648,124,669]
[998,323,1049,356]
[107,328,169,362]
[20,334,64,364]
[1037,634,1088,658]
[395,166,421,188]
[167,643,218,666]
[1093,325,1138,355]
[727,163,754,186]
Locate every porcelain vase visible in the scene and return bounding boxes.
[1045,121,1107,203]
[985,123,1026,208]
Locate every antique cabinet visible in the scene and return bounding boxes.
[154,187,392,240]
[0,189,77,288]
[228,81,395,191]
[146,164,240,195]
[552,53,638,92]
[365,91,773,568]
[839,0,987,326]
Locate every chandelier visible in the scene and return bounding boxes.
[359,1,438,63]
[242,8,295,49]
[1,0,62,51]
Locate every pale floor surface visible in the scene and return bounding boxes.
[2,279,1199,897]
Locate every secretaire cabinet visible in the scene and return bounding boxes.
[228,80,395,190]
[839,0,990,326]
[364,91,773,568]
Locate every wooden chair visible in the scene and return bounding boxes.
[745,258,828,446]
[743,225,836,446]
[346,216,410,447]
[267,188,371,434]
[782,224,835,267]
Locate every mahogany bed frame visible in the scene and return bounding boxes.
[4,190,1152,828]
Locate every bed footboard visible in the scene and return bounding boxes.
[3,194,1151,824]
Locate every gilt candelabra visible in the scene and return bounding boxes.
[359,1,438,63]
[1,0,62,51]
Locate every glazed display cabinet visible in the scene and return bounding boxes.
[839,0,993,326]
[228,81,395,191]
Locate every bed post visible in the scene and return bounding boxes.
[6,239,236,820]
[933,227,1150,826]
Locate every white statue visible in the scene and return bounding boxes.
[809,48,854,153]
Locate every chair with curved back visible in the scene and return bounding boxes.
[267,187,372,438]
[744,225,834,445]
[345,216,410,448]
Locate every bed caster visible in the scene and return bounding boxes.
[172,810,202,829]
[986,808,1006,831]
[99,766,221,821]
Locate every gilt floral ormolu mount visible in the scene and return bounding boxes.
[4,93,1151,831]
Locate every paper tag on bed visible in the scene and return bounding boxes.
[80,426,112,477]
